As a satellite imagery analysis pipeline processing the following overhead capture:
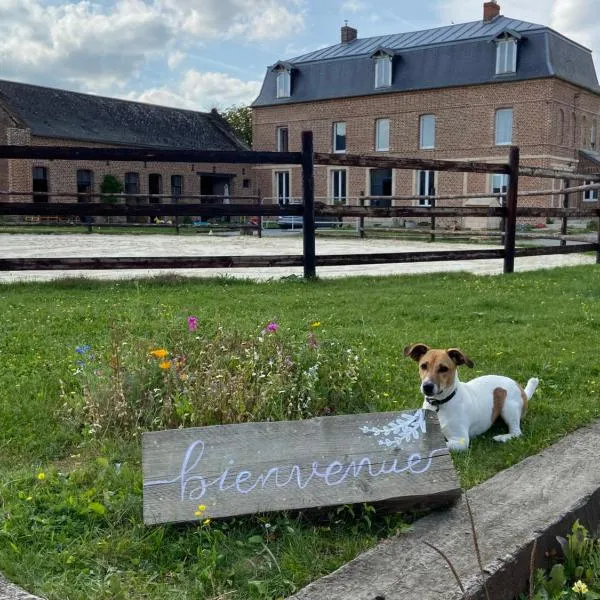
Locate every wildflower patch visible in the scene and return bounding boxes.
[142,409,460,524]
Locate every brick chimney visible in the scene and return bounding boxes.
[341,22,357,43]
[483,1,500,22]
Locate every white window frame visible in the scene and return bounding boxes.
[496,38,517,75]
[274,170,291,204]
[276,70,291,99]
[417,170,435,206]
[374,55,392,88]
[495,108,513,146]
[276,126,289,152]
[330,169,347,205]
[419,114,436,149]
[333,121,346,153]
[375,118,390,151]
[584,181,599,202]
[491,174,509,204]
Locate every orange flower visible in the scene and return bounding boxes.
[159,360,172,370]
[150,349,168,359]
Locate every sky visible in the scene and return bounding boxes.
[0,0,598,112]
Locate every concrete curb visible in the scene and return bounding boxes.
[4,422,600,600]
[289,421,600,600]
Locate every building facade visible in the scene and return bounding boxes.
[252,1,600,218]
[0,80,254,217]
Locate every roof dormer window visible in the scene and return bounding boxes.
[371,49,393,89]
[272,62,293,99]
[493,32,520,75]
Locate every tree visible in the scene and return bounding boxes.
[100,174,124,203]
[220,105,252,147]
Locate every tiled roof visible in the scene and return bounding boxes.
[0,79,248,151]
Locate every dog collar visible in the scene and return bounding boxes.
[426,388,457,411]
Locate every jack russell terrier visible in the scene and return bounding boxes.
[404,343,539,451]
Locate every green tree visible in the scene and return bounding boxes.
[100,174,124,204]
[220,105,252,147]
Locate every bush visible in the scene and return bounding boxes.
[100,175,124,203]
[63,320,366,438]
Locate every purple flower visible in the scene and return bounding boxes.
[75,345,92,355]
[265,322,279,333]
[187,316,198,332]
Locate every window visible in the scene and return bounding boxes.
[330,169,347,204]
[276,126,289,152]
[419,114,436,149]
[275,171,290,204]
[496,38,517,75]
[124,172,140,196]
[495,108,513,145]
[491,174,509,200]
[374,55,392,88]
[276,70,291,98]
[32,166,49,203]
[148,173,162,204]
[584,181,598,202]
[242,178,251,189]
[333,122,346,153]
[572,113,577,147]
[417,170,435,206]
[171,175,183,200]
[582,116,588,148]
[76,169,93,202]
[369,168,392,206]
[592,120,597,150]
[375,118,390,151]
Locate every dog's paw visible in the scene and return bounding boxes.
[493,433,521,443]
[446,437,469,451]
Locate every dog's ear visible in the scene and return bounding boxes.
[404,343,430,362]
[447,348,474,368]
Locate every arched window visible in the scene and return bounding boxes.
[592,119,597,150]
[572,113,577,147]
[582,116,587,148]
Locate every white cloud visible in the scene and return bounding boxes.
[131,69,262,110]
[167,51,185,70]
[341,0,368,13]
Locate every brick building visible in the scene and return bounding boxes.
[252,1,600,220]
[0,79,254,216]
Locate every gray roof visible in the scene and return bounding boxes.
[253,15,599,107]
[0,79,248,151]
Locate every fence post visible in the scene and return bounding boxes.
[359,192,365,238]
[258,189,263,239]
[430,196,436,243]
[561,178,569,248]
[503,146,519,274]
[301,131,316,278]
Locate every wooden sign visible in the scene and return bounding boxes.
[142,409,460,525]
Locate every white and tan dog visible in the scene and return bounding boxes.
[404,343,539,451]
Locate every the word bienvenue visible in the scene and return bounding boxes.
[144,439,447,502]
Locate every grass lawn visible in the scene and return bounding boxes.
[1,265,599,599]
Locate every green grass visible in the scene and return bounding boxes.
[1,266,599,599]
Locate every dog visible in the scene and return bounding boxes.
[404,343,539,451]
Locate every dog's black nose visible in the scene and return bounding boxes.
[422,383,435,395]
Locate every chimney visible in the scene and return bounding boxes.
[341,21,357,43]
[483,1,500,22]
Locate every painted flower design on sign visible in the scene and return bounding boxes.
[360,410,426,448]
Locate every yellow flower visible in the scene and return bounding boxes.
[36,472,46,481]
[159,360,173,370]
[310,321,321,328]
[203,518,211,526]
[572,581,589,594]
[194,504,207,517]
[150,349,168,359]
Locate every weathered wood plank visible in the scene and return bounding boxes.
[314,152,510,174]
[519,165,600,182]
[142,410,459,524]
[514,243,598,257]
[0,145,303,165]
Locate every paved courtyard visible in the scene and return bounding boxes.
[0,232,595,283]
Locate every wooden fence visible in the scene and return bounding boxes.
[0,131,599,278]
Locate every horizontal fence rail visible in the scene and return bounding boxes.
[0,136,598,277]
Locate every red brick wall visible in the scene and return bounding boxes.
[252,78,600,223]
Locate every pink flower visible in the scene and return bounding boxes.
[266,322,279,333]
[187,316,198,332]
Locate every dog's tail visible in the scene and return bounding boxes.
[524,377,539,400]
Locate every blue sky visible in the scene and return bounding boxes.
[0,0,597,111]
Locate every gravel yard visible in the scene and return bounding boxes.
[0,232,594,283]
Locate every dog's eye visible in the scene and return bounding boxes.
[420,363,427,370]
[439,365,449,373]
